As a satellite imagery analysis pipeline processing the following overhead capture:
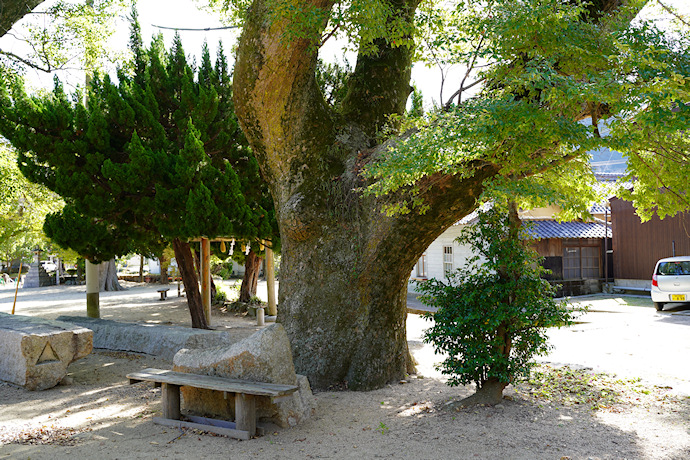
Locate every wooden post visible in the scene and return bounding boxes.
[201,237,211,325]
[234,393,256,437]
[162,383,181,420]
[85,260,100,318]
[55,257,60,285]
[11,260,22,315]
[266,246,277,316]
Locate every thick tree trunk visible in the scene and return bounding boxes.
[0,0,45,37]
[98,258,124,291]
[234,0,499,390]
[239,250,262,303]
[172,238,209,329]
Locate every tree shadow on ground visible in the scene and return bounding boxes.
[4,352,689,459]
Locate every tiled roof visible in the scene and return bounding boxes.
[589,202,609,214]
[524,219,612,239]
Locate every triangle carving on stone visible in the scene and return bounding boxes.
[37,341,60,364]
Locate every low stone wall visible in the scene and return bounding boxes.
[0,313,92,390]
[56,316,257,360]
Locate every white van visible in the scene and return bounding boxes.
[651,256,690,311]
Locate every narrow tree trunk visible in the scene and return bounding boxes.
[98,258,124,291]
[447,378,508,410]
[159,254,169,285]
[172,238,209,329]
[239,250,262,303]
[76,257,83,282]
[138,255,144,282]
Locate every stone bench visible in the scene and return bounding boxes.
[127,368,298,440]
[0,313,92,390]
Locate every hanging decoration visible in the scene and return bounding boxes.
[220,240,227,253]
[245,241,251,255]
[229,238,235,255]
[259,239,265,251]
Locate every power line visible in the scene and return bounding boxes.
[151,24,239,32]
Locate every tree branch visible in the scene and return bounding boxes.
[444,34,487,110]
[0,48,53,72]
[656,0,690,28]
[340,0,421,137]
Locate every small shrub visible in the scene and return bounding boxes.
[214,284,228,304]
[421,204,578,406]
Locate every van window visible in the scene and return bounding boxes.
[657,261,690,276]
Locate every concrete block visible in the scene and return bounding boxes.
[0,313,93,390]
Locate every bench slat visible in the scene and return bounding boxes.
[126,368,298,397]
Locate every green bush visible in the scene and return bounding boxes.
[214,284,228,304]
[421,205,577,404]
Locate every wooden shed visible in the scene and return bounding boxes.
[526,219,612,296]
[610,197,690,283]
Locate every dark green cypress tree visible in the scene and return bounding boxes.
[0,20,277,329]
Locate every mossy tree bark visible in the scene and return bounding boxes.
[234,0,500,390]
[0,0,45,37]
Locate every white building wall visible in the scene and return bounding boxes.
[408,224,474,293]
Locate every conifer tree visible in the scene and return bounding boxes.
[0,18,277,328]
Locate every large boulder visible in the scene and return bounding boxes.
[0,313,92,390]
[173,323,316,428]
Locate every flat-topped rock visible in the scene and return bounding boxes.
[57,316,257,360]
[0,313,92,390]
[174,324,316,428]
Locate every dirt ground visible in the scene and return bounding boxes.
[1,284,690,459]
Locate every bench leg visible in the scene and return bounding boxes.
[162,383,181,420]
[235,393,256,437]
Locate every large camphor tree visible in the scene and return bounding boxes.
[0,20,277,328]
[229,0,689,390]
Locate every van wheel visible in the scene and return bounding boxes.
[654,302,665,311]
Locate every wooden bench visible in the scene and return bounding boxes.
[157,288,170,300]
[126,368,298,440]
